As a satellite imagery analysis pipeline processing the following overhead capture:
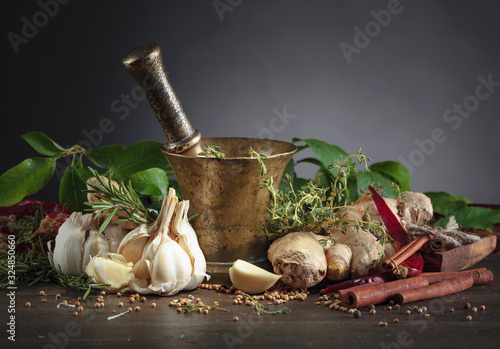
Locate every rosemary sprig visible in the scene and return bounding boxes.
[248,146,268,176]
[198,145,225,159]
[84,168,158,233]
[244,294,288,315]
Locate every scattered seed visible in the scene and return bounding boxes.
[406,310,411,315]
[100,291,106,296]
[424,314,430,317]
[379,321,388,327]
[233,316,239,321]
[421,306,427,312]
[73,311,78,316]
[417,308,424,314]
[348,309,355,314]
[140,296,147,303]
[129,298,136,303]
[449,308,455,312]
[78,297,83,302]
[151,303,157,308]
[128,307,133,312]
[463,302,471,310]
[116,292,123,297]
[134,306,141,312]
[25,302,31,308]
[176,307,182,313]
[412,305,419,311]
[369,309,377,315]
[203,309,209,315]
[353,310,361,318]
[197,308,203,313]
[77,306,84,313]
[466,315,472,321]
[471,307,478,312]
[39,291,46,296]
[55,294,61,300]
[95,303,101,308]
[389,300,395,305]
[368,304,375,310]
[62,300,68,304]
[75,301,81,307]
[118,302,124,307]
[479,305,486,311]
[42,299,47,303]
[394,304,400,310]
[394,318,399,324]
[387,306,392,310]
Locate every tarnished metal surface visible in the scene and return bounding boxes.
[123,43,297,282]
[122,43,201,154]
[163,138,296,281]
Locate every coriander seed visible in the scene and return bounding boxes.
[466,315,472,321]
[464,302,471,309]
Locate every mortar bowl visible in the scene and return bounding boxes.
[162,137,297,282]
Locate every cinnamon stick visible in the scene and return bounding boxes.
[426,235,444,252]
[382,235,430,271]
[394,274,474,305]
[421,268,494,286]
[339,276,429,309]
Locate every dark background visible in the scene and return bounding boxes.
[1,0,499,204]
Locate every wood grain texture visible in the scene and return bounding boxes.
[4,252,500,348]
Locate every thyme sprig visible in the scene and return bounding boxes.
[248,146,268,176]
[84,168,158,233]
[244,294,288,315]
[260,151,392,253]
[183,300,229,313]
[198,145,225,159]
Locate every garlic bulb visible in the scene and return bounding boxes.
[126,188,208,295]
[85,253,132,292]
[172,201,209,290]
[48,212,129,276]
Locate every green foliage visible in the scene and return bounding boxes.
[424,191,472,216]
[0,132,173,212]
[0,157,56,206]
[434,206,500,231]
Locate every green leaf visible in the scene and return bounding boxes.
[59,160,94,212]
[294,138,349,171]
[86,144,127,169]
[22,131,66,157]
[128,168,169,197]
[357,171,395,199]
[435,206,500,230]
[292,178,310,193]
[424,191,472,216]
[0,157,56,206]
[111,141,169,178]
[369,161,411,191]
[279,159,296,193]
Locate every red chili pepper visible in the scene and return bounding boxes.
[322,272,395,294]
[368,186,424,278]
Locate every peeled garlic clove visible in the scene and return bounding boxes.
[85,253,132,292]
[326,243,352,281]
[101,223,129,253]
[229,259,281,294]
[149,239,193,295]
[49,212,94,275]
[128,258,153,294]
[117,224,151,264]
[172,201,209,290]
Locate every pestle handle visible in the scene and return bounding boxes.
[122,43,201,154]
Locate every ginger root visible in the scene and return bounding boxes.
[268,231,327,288]
[326,243,352,281]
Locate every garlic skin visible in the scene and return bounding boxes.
[48,212,129,277]
[172,201,209,290]
[85,253,132,292]
[229,259,281,294]
[126,188,208,296]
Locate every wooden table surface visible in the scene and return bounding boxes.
[3,252,500,349]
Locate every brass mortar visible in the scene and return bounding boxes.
[123,44,296,282]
